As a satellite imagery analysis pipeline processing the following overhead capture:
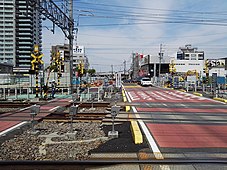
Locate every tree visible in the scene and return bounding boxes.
[87,69,96,76]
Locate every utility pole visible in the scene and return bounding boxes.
[111,65,114,78]
[159,44,163,83]
[69,0,74,94]
[123,60,126,79]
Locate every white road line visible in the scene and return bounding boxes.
[49,106,60,111]
[124,87,164,160]
[0,121,28,136]
[132,106,164,159]
[19,105,33,111]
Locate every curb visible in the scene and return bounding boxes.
[130,121,143,144]
[178,89,186,92]
[122,89,130,112]
[193,92,203,96]
[213,97,227,103]
[122,85,143,145]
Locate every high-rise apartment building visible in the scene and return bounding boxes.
[0,0,42,74]
[0,0,15,65]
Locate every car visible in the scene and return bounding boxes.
[140,77,152,86]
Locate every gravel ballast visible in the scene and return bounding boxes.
[0,122,109,160]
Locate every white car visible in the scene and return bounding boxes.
[140,77,152,86]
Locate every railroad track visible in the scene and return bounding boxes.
[0,103,32,108]
[43,112,108,122]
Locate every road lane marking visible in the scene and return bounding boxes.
[131,106,164,159]
[126,88,164,160]
[19,105,33,111]
[0,121,28,136]
[49,106,60,111]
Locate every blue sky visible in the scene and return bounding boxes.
[42,0,227,72]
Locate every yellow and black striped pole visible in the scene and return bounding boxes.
[35,63,39,98]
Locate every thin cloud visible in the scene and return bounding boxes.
[42,0,227,71]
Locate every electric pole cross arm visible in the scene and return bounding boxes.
[28,0,74,37]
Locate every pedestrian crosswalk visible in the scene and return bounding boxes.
[128,89,212,102]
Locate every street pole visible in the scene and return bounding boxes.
[159,44,163,84]
[111,65,114,78]
[148,55,151,79]
[123,60,126,79]
[69,0,74,94]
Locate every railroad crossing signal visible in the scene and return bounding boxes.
[77,61,84,76]
[169,60,176,74]
[31,53,44,70]
[203,59,209,74]
[31,45,44,71]
[31,45,44,98]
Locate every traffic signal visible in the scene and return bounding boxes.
[61,63,65,72]
[169,61,176,75]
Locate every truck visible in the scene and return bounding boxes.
[140,77,153,86]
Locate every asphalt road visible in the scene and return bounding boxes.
[124,84,227,162]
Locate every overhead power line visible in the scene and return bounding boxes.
[73,1,227,15]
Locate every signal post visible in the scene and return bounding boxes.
[31,45,44,98]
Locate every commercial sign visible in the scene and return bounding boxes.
[208,59,225,68]
[73,46,84,54]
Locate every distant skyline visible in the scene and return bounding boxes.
[42,0,227,72]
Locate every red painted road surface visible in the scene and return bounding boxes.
[147,123,227,148]
[137,107,227,113]
[127,89,214,103]
[0,121,20,132]
[125,86,227,149]
[0,98,71,133]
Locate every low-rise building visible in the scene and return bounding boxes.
[171,44,205,75]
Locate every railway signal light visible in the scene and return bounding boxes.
[61,63,65,72]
